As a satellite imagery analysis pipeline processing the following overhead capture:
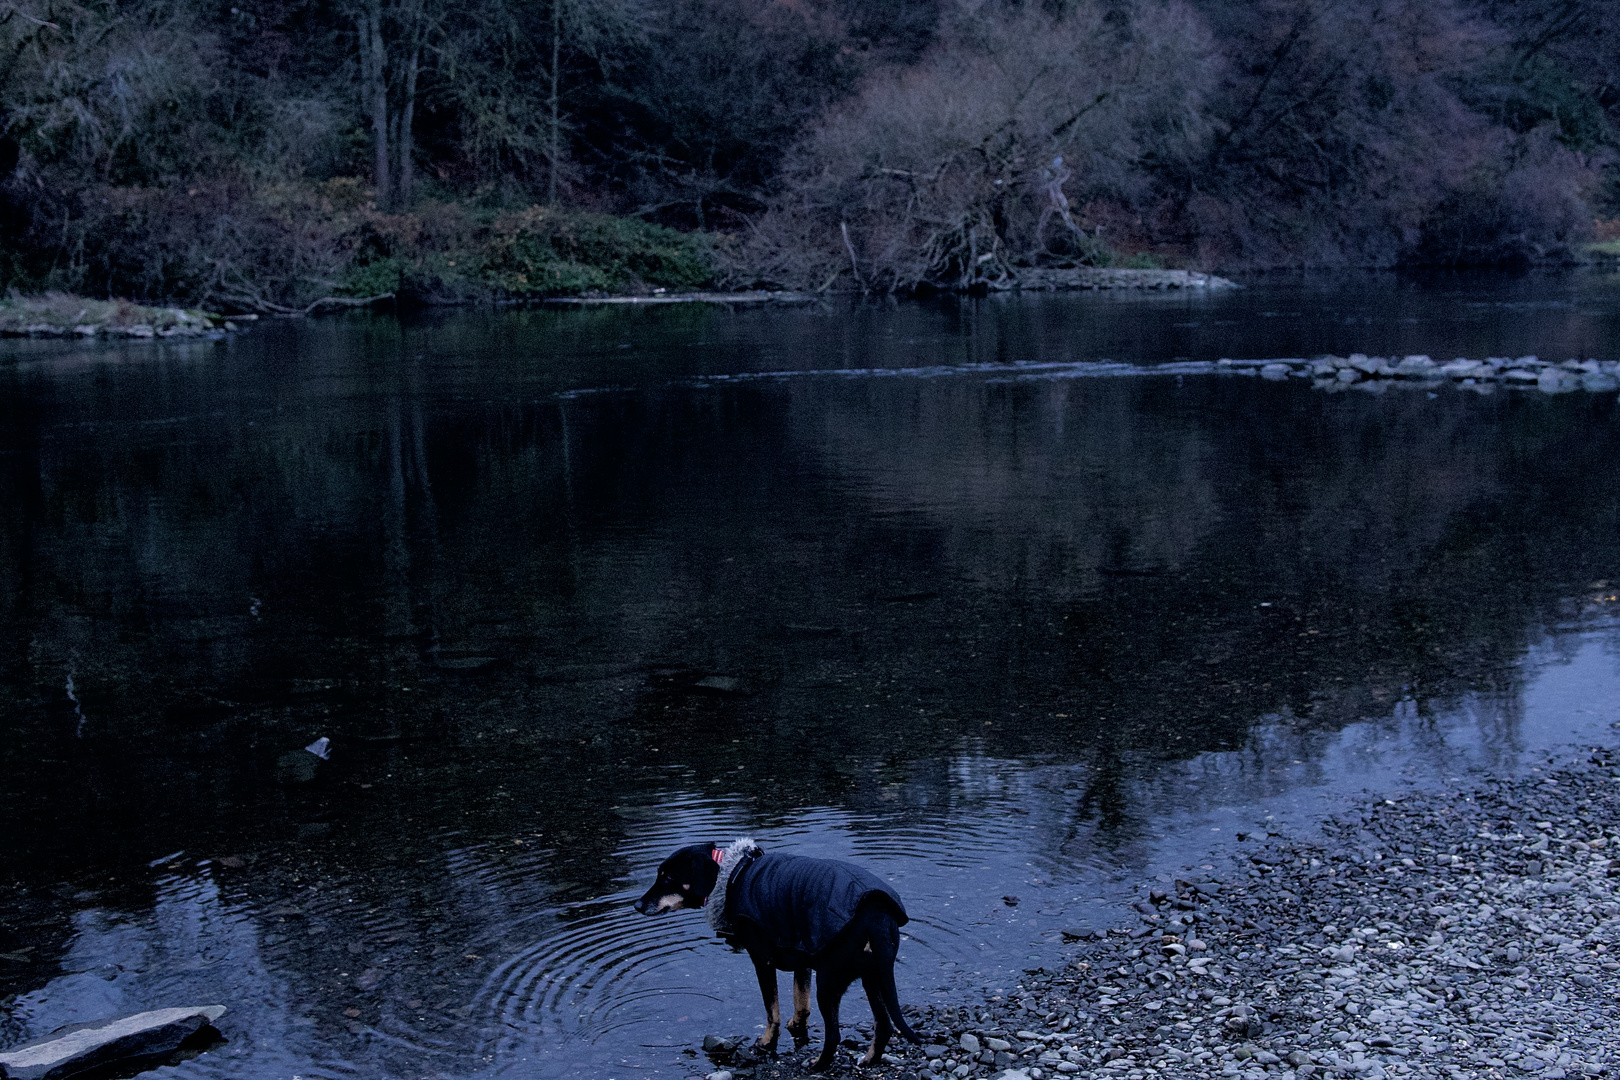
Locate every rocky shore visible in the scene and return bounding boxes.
[695,751,1620,1080]
[0,294,239,339]
[1223,354,1620,394]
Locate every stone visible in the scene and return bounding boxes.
[986,1038,1013,1052]
[0,1006,226,1080]
[1396,356,1436,375]
[924,1044,949,1059]
[961,1033,981,1055]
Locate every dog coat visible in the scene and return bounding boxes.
[715,846,907,958]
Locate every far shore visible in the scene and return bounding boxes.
[1,269,1241,339]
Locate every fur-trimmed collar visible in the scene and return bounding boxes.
[704,837,762,935]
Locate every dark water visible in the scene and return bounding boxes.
[4,271,1620,1079]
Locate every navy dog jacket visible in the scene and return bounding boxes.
[722,852,907,958]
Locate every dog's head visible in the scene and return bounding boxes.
[634,843,722,915]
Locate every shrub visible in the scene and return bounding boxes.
[731,0,1217,292]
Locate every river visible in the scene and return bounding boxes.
[3,270,1620,1079]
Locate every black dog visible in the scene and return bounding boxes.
[635,838,922,1070]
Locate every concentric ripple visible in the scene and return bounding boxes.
[462,774,1130,1075]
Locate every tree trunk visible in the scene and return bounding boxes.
[398,45,419,206]
[359,1,390,207]
[548,0,561,205]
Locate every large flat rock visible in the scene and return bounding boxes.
[0,1005,226,1080]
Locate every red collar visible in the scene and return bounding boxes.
[701,846,725,906]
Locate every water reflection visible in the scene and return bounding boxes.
[3,276,1620,1077]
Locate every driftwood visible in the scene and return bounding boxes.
[269,292,397,318]
[544,291,813,307]
[840,221,863,290]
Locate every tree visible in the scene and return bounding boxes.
[543,0,651,204]
[738,0,1217,290]
[348,0,443,208]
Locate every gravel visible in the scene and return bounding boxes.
[696,749,1620,1080]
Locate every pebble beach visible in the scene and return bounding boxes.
[699,747,1620,1080]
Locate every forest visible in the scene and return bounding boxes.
[1,0,1618,306]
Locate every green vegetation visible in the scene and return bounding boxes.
[348,205,717,300]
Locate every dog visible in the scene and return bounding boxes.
[635,838,922,1070]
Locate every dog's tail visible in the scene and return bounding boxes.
[877,965,922,1043]
[873,923,922,1044]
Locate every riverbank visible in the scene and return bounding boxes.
[0,293,238,338]
[701,750,1620,1080]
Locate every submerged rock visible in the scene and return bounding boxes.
[1216,354,1620,396]
[0,1005,226,1080]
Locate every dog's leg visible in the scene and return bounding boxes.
[858,974,893,1066]
[810,975,848,1071]
[786,969,812,1047]
[753,959,781,1052]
